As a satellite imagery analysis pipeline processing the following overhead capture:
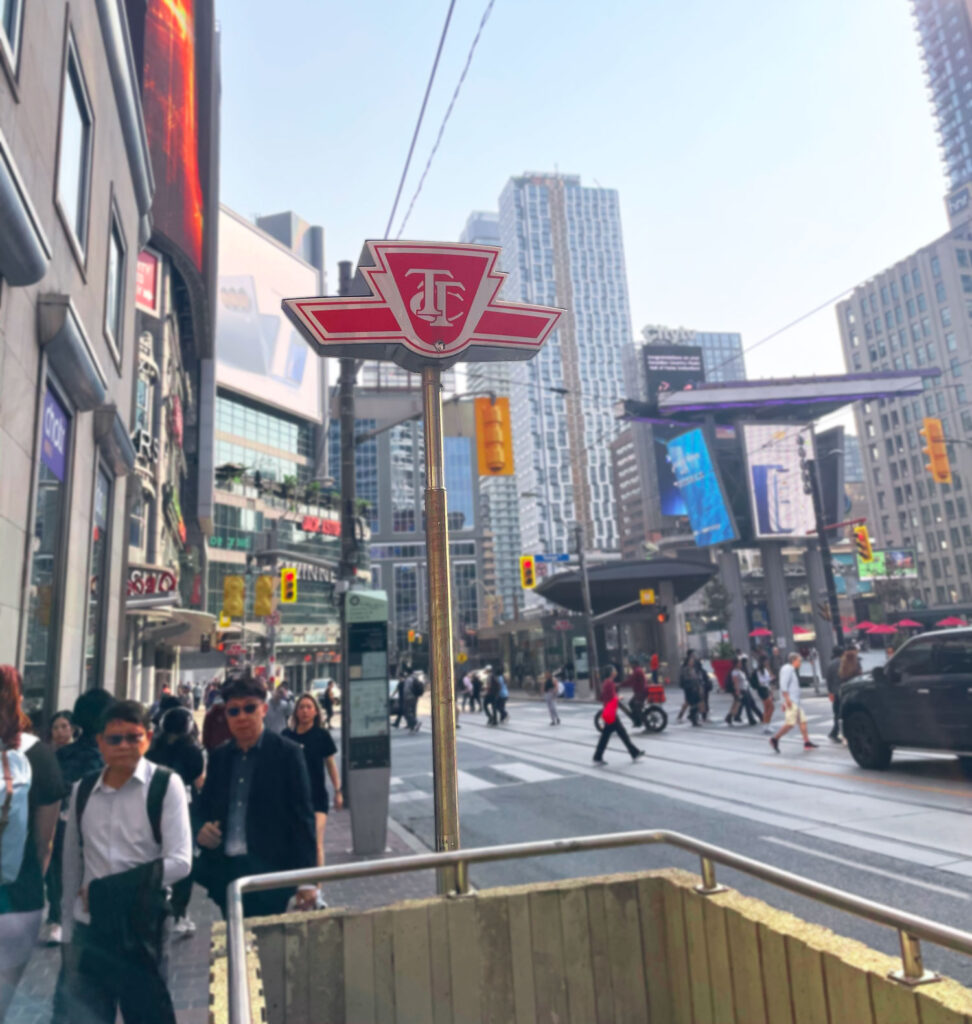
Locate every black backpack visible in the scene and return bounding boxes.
[410,675,426,698]
[76,766,171,847]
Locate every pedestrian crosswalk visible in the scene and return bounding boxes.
[388,760,574,803]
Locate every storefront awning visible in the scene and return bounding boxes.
[133,607,217,648]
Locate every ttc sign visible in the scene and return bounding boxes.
[282,241,563,371]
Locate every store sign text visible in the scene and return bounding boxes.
[127,564,178,597]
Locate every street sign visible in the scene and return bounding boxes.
[457,652,468,664]
[218,611,231,629]
[639,588,656,605]
[534,553,570,563]
[282,241,563,372]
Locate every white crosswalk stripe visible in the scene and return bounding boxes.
[456,769,496,792]
[488,762,565,784]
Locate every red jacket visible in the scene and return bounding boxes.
[620,667,648,698]
[601,679,619,724]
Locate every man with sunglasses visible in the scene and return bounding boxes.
[195,670,317,918]
[59,700,191,1024]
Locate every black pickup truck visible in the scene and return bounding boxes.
[839,628,972,769]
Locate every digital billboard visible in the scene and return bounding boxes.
[857,548,918,581]
[642,344,705,397]
[216,208,322,421]
[744,424,815,540]
[666,428,737,546]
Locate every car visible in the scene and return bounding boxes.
[839,627,972,770]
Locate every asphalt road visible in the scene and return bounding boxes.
[386,690,972,986]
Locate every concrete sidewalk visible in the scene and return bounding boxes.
[9,807,433,1024]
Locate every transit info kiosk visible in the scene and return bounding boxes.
[346,590,390,855]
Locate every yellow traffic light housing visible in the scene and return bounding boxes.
[854,525,873,564]
[920,417,952,484]
[519,554,537,589]
[222,575,245,618]
[474,397,514,476]
[280,567,298,604]
[254,574,275,617]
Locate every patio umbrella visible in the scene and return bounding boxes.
[853,621,875,630]
[793,625,813,635]
[866,623,897,635]
[935,616,966,627]
[748,628,772,637]
[895,618,923,628]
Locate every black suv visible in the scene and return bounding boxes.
[839,628,972,770]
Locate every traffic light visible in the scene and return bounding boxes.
[854,525,873,563]
[408,629,415,644]
[656,608,669,624]
[280,567,298,604]
[222,575,245,618]
[474,397,514,476]
[254,574,274,617]
[920,417,952,484]
[519,554,537,589]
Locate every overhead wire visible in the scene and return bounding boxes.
[384,0,457,238]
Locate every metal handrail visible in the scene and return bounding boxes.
[226,828,972,1024]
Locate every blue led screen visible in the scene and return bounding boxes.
[666,428,737,547]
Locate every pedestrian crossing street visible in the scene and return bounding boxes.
[388,760,572,803]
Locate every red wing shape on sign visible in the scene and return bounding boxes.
[281,241,563,370]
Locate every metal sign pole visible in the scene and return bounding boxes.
[422,365,460,894]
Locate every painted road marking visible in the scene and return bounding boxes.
[489,762,565,784]
[457,768,496,792]
[766,762,972,799]
[389,791,431,804]
[798,826,959,868]
[762,836,971,900]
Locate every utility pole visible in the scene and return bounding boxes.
[574,522,600,698]
[337,260,356,804]
[805,456,845,649]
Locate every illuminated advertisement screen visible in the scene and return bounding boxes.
[141,0,206,269]
[857,548,918,581]
[665,428,737,546]
[744,423,815,540]
[642,344,705,397]
[216,208,322,420]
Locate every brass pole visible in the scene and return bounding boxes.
[422,365,460,893]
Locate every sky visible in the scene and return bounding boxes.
[217,0,949,406]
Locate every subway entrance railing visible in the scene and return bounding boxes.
[224,828,972,1024]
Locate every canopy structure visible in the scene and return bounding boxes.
[535,556,716,616]
[749,628,772,638]
[895,618,923,628]
[935,616,967,627]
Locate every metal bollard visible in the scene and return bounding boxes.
[891,929,939,986]
[695,856,728,896]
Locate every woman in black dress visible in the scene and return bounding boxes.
[284,694,343,866]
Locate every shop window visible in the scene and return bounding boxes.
[56,35,93,256]
[84,467,111,689]
[23,386,72,722]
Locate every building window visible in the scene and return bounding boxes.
[0,0,22,67]
[394,564,419,652]
[444,437,475,531]
[129,495,146,550]
[941,305,952,327]
[391,424,420,533]
[23,386,72,722]
[103,209,126,361]
[84,467,111,690]
[56,37,93,254]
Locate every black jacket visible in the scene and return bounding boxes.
[195,729,316,884]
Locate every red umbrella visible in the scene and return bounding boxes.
[793,625,813,635]
[853,621,875,630]
[866,623,897,635]
[895,618,923,628]
[935,616,966,627]
[748,627,772,637]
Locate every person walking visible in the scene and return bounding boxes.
[825,644,845,742]
[593,668,644,765]
[320,681,336,729]
[283,694,343,882]
[770,653,818,753]
[649,652,660,687]
[461,670,474,712]
[495,668,510,724]
[677,652,703,726]
[726,657,758,726]
[0,667,66,1020]
[146,706,205,937]
[59,699,190,1024]
[471,671,483,712]
[834,647,862,742]
[404,673,423,733]
[202,688,231,752]
[543,672,561,725]
[391,675,406,728]
[195,670,318,919]
[751,655,775,734]
[620,659,648,724]
[265,681,294,735]
[484,670,499,725]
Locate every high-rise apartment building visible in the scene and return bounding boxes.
[836,225,972,607]
[498,173,632,559]
[911,0,972,220]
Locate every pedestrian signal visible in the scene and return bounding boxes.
[254,574,275,617]
[222,575,245,618]
[280,567,298,604]
[520,554,537,589]
[853,525,873,563]
[920,417,952,484]
[474,397,514,476]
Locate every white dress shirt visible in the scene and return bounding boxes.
[60,757,191,942]
[779,663,802,705]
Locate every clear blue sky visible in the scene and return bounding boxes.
[218,0,946,387]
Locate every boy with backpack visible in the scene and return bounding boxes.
[59,700,191,1024]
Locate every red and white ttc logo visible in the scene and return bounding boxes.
[281,241,563,369]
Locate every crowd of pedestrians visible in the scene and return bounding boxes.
[0,664,340,1023]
